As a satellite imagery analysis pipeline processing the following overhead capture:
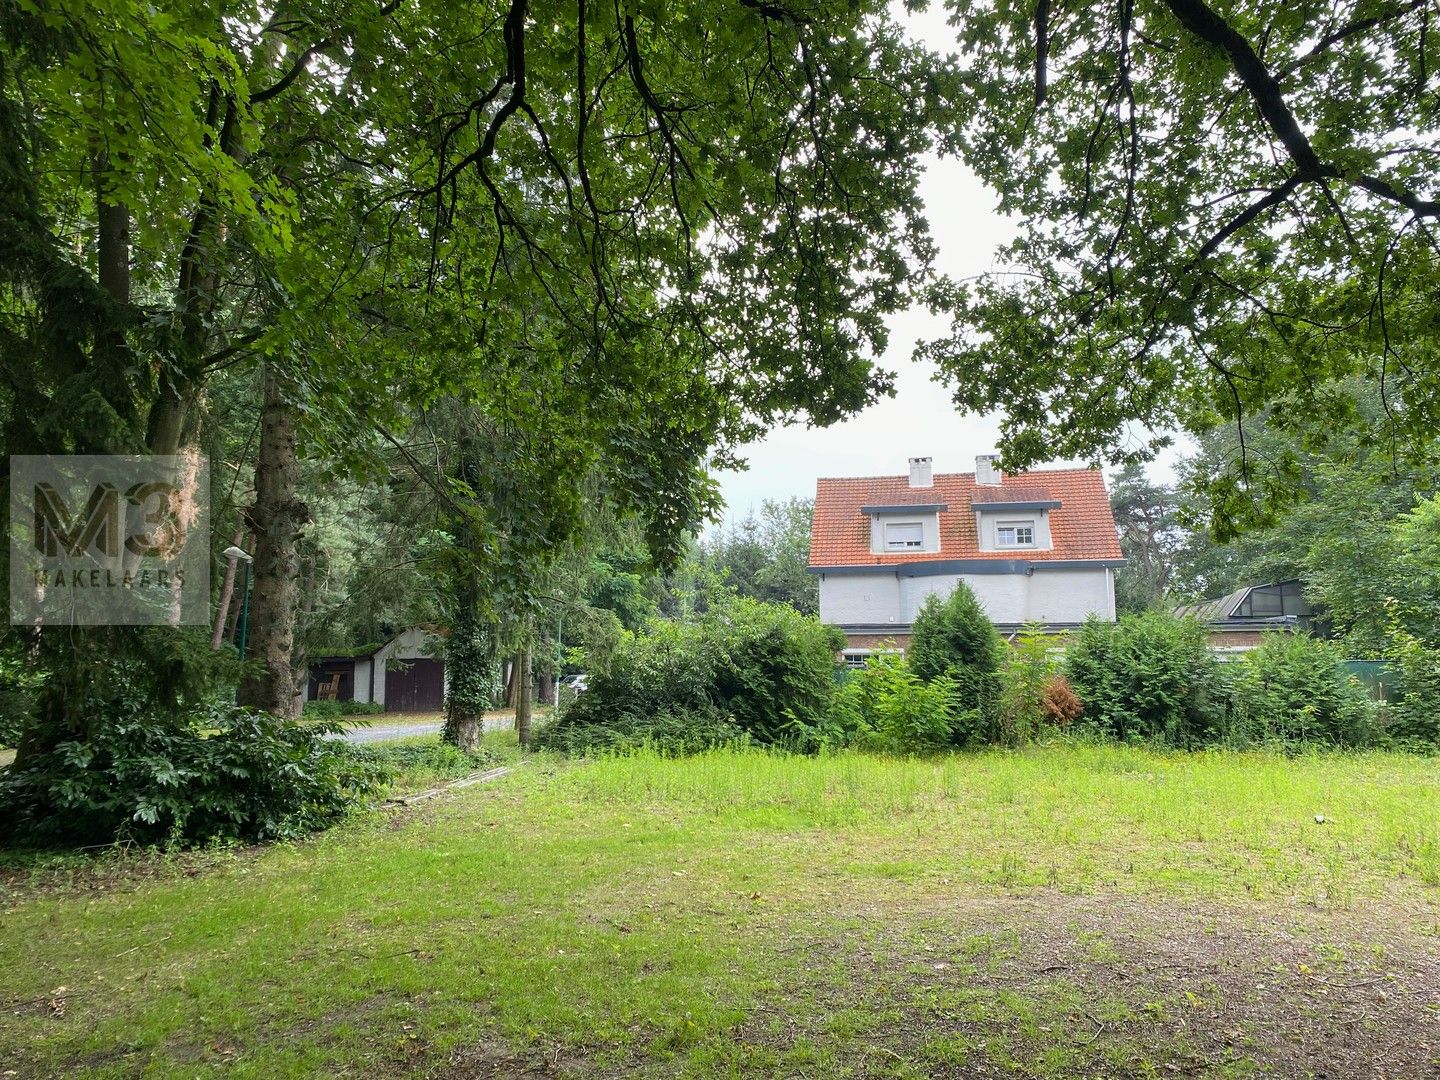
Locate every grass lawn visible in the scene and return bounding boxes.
[2,742,1439,1077]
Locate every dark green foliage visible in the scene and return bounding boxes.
[1386,623,1440,746]
[535,703,749,757]
[907,584,1005,714]
[537,596,843,754]
[1228,634,1380,747]
[0,641,43,749]
[831,654,965,754]
[352,740,496,779]
[1064,613,1225,747]
[13,627,240,762]
[441,584,502,747]
[301,700,385,719]
[0,704,387,848]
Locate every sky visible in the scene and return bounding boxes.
[710,5,1180,527]
[712,150,1015,524]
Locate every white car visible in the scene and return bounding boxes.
[560,674,589,692]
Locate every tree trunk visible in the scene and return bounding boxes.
[505,654,520,708]
[15,150,134,769]
[237,367,309,715]
[441,575,498,752]
[516,645,533,748]
[211,529,245,648]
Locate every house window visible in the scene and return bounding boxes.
[996,520,1035,547]
[884,521,924,550]
[842,650,900,669]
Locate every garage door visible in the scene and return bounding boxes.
[385,659,446,713]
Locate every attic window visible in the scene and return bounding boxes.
[996,521,1036,547]
[884,522,924,550]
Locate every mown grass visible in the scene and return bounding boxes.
[1,742,1437,1078]
[551,741,1440,901]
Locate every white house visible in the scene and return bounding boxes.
[810,455,1123,662]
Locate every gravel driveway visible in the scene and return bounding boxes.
[334,714,514,744]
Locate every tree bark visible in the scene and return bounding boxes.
[516,645,533,748]
[237,367,310,715]
[211,529,246,649]
[505,654,520,708]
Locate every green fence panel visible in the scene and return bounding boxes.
[1341,660,1398,701]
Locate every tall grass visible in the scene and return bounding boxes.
[547,742,1440,898]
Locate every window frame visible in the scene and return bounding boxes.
[995,519,1037,548]
[841,649,902,669]
[882,520,925,551]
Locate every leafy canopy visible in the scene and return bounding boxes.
[922,0,1439,526]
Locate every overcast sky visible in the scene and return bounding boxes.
[711,5,1179,527]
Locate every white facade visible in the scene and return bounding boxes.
[974,508,1055,552]
[351,658,374,703]
[819,565,1116,629]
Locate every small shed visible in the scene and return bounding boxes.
[307,649,377,704]
[305,627,447,712]
[372,627,447,712]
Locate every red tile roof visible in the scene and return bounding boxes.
[810,467,1122,568]
[970,484,1054,504]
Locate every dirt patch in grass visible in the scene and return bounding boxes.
[0,842,270,901]
[734,892,1440,1078]
[303,893,1440,1079]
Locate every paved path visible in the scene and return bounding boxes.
[335,714,514,744]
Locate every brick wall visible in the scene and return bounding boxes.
[841,632,911,652]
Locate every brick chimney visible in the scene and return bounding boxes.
[908,456,933,488]
[975,454,1002,486]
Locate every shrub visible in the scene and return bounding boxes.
[302,699,384,719]
[1228,632,1381,747]
[0,641,44,749]
[536,702,750,756]
[1064,612,1224,747]
[713,600,846,746]
[907,583,1004,715]
[354,740,496,778]
[996,624,1057,745]
[838,653,962,754]
[1384,617,1440,746]
[536,595,843,754]
[0,703,389,847]
[1041,673,1082,729]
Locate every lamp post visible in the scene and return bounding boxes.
[224,545,254,658]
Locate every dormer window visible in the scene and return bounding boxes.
[996,520,1036,548]
[884,522,924,551]
[862,501,945,555]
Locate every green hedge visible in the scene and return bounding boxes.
[537,595,844,755]
[1228,633,1380,747]
[1064,613,1387,750]
[303,699,385,719]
